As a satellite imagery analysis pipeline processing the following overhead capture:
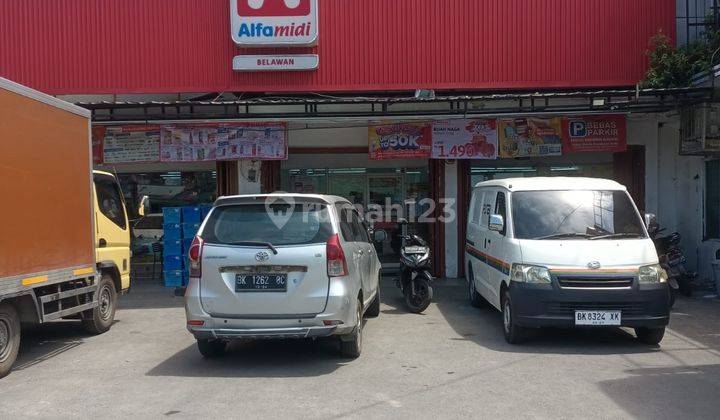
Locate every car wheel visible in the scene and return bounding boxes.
[340,298,363,358]
[467,266,483,308]
[197,339,227,358]
[0,303,21,379]
[635,327,665,345]
[365,287,381,318]
[82,274,117,334]
[502,292,527,344]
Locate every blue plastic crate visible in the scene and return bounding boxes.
[182,238,193,255]
[163,269,183,287]
[162,207,182,224]
[182,206,202,223]
[163,255,183,271]
[182,222,201,238]
[182,270,189,286]
[200,205,213,219]
[163,223,182,240]
[163,239,182,256]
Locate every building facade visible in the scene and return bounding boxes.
[1,0,717,283]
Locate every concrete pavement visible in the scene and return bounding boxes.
[1,278,719,419]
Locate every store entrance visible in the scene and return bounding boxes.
[284,166,430,268]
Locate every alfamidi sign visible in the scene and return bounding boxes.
[230,0,318,47]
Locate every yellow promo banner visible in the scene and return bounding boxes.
[498,117,563,158]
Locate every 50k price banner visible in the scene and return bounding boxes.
[431,119,498,159]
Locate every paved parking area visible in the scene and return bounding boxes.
[1,278,720,419]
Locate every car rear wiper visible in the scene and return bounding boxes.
[533,233,593,240]
[228,241,278,254]
[588,233,644,240]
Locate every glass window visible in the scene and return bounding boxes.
[287,168,328,194]
[350,210,370,242]
[338,207,356,242]
[706,160,720,239]
[494,192,507,235]
[117,171,216,217]
[480,192,493,227]
[202,203,333,246]
[95,175,127,229]
[511,190,645,240]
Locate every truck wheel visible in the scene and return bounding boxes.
[339,298,363,358]
[502,292,527,344]
[197,339,226,358]
[83,274,117,334]
[0,302,21,379]
[467,266,483,308]
[635,327,665,345]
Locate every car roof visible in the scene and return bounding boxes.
[214,193,352,206]
[473,177,626,192]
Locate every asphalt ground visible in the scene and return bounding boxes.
[1,277,719,419]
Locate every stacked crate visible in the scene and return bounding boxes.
[162,205,213,287]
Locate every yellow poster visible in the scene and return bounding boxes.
[498,117,563,158]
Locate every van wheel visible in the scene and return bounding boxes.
[339,298,363,358]
[635,327,665,345]
[467,267,483,308]
[502,293,527,344]
[0,303,21,379]
[365,287,380,318]
[82,274,117,334]
[197,339,226,358]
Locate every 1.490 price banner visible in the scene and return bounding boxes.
[431,119,498,159]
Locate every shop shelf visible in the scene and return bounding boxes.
[162,207,182,224]
[182,206,202,223]
[163,239,182,256]
[163,254,183,271]
[182,222,201,238]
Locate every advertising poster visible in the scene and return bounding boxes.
[432,119,498,159]
[368,122,431,160]
[498,117,563,158]
[102,125,161,163]
[160,123,287,162]
[562,115,627,153]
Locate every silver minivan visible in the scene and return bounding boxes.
[184,194,382,358]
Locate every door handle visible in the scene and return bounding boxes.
[98,238,107,248]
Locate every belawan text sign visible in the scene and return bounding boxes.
[231,0,318,47]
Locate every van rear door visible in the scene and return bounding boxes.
[198,199,334,317]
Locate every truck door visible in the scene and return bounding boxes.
[484,190,509,306]
[93,173,131,290]
[466,189,492,299]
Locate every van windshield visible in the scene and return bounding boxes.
[202,203,334,246]
[511,190,646,240]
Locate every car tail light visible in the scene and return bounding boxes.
[188,236,204,277]
[326,234,348,277]
[187,320,204,326]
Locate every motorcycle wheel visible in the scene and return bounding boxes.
[404,276,433,313]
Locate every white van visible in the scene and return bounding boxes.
[465,177,670,345]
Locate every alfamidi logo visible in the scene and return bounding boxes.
[230,0,318,46]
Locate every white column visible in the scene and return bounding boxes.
[237,160,262,195]
[444,161,459,278]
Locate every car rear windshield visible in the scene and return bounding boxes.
[512,190,646,240]
[201,203,334,246]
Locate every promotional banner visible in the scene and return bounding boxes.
[562,115,627,153]
[101,125,161,163]
[160,123,287,162]
[368,122,432,159]
[432,119,498,159]
[498,117,563,158]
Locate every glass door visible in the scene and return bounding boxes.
[367,174,404,265]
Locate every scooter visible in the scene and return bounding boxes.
[395,218,433,313]
[648,223,696,307]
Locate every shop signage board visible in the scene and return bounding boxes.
[562,115,627,153]
[432,119,498,159]
[160,122,287,162]
[498,117,563,158]
[232,54,319,71]
[101,125,161,163]
[230,0,319,47]
[368,122,432,160]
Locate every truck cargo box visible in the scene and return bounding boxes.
[0,77,94,282]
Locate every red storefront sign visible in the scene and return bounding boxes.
[369,122,431,160]
[562,115,627,153]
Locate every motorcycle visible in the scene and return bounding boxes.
[395,218,433,313]
[647,218,696,307]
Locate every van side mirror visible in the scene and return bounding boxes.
[138,195,150,217]
[644,213,658,233]
[489,214,504,232]
[373,229,388,243]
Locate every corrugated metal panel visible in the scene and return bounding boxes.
[0,0,676,94]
